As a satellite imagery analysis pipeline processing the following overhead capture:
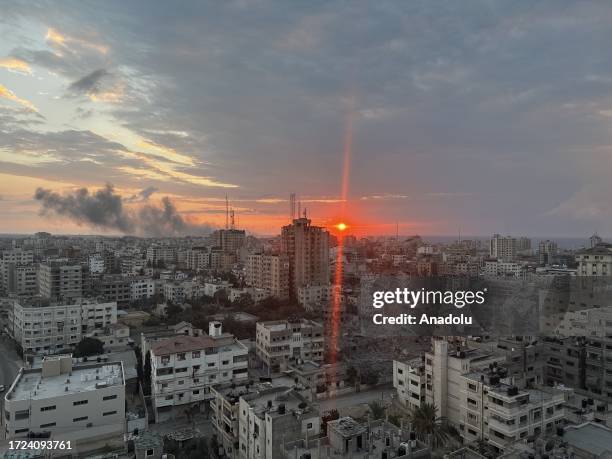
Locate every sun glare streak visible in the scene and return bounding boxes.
[330,96,355,368]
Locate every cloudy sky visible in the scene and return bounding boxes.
[2,1,612,237]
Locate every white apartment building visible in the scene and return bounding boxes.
[9,299,117,355]
[238,386,320,459]
[489,234,518,261]
[483,260,524,277]
[255,319,324,374]
[150,322,249,422]
[3,355,125,445]
[576,244,612,276]
[130,278,157,301]
[88,254,105,274]
[2,248,34,264]
[393,357,427,412]
[417,339,568,454]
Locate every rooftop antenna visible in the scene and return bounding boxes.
[396,222,399,241]
[225,194,229,230]
[297,201,302,219]
[303,207,307,218]
[230,209,235,230]
[290,193,296,221]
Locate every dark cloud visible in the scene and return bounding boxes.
[34,184,212,236]
[68,69,109,95]
[126,186,158,202]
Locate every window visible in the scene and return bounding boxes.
[73,416,88,422]
[177,353,186,361]
[192,351,201,358]
[146,449,154,457]
[40,405,56,411]
[103,411,117,416]
[73,400,88,406]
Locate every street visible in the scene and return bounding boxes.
[317,385,394,413]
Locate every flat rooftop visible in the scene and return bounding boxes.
[563,423,612,455]
[8,362,124,401]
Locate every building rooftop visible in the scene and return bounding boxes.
[151,334,216,355]
[8,362,124,402]
[563,422,612,455]
[328,417,367,438]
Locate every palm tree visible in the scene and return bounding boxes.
[409,403,450,448]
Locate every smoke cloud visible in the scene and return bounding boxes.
[34,184,212,236]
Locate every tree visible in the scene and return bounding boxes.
[321,409,340,435]
[143,351,152,395]
[361,369,379,386]
[409,403,450,448]
[73,337,104,358]
[346,366,358,386]
[368,401,386,420]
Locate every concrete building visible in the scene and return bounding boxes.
[297,284,333,307]
[483,260,524,277]
[4,263,38,296]
[9,298,117,355]
[130,278,157,301]
[149,322,249,422]
[489,235,518,261]
[88,254,105,274]
[94,274,132,305]
[3,355,125,445]
[538,240,558,266]
[212,229,246,254]
[238,386,319,459]
[146,245,177,266]
[38,260,83,301]
[245,253,290,300]
[419,339,568,454]
[281,217,330,298]
[393,357,427,412]
[576,244,612,276]
[255,319,324,374]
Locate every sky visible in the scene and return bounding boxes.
[2,1,612,237]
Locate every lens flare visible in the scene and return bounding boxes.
[336,222,347,231]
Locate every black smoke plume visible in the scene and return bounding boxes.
[34,184,211,237]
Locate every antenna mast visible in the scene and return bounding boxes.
[225,194,229,230]
[290,193,296,221]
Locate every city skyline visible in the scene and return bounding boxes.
[4,1,612,236]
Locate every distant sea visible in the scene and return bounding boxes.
[422,236,592,250]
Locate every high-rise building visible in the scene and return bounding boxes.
[245,253,290,300]
[489,234,518,261]
[538,240,558,266]
[212,229,246,254]
[281,217,329,297]
[38,260,83,301]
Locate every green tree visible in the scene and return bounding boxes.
[409,403,450,448]
[74,337,104,358]
[368,401,386,420]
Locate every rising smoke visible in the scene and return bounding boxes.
[34,184,212,237]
